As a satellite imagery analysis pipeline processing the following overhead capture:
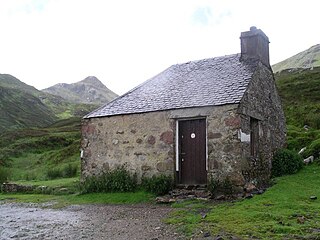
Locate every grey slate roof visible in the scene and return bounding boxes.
[85,53,259,118]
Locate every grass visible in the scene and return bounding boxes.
[166,164,320,239]
[13,177,79,188]
[275,67,320,129]
[272,44,320,73]
[0,177,154,207]
[0,191,154,208]
[0,118,81,181]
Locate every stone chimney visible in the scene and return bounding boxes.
[240,26,270,66]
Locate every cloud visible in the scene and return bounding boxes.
[192,6,212,26]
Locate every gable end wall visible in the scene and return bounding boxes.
[237,62,286,186]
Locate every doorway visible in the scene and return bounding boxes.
[178,119,207,184]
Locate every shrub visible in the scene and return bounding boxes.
[141,175,173,196]
[46,168,64,179]
[81,164,137,193]
[208,177,234,196]
[271,149,303,177]
[63,164,78,178]
[105,165,137,192]
[0,168,10,184]
[46,164,78,180]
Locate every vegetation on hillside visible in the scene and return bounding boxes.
[0,74,108,131]
[275,67,320,129]
[0,86,57,132]
[272,44,320,73]
[275,67,320,162]
[42,76,118,105]
[0,118,81,182]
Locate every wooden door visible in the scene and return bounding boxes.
[179,119,207,185]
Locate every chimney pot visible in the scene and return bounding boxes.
[250,26,257,31]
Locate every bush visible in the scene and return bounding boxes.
[0,168,10,184]
[81,165,137,193]
[208,177,234,196]
[46,164,78,180]
[63,164,78,178]
[141,175,173,196]
[46,168,64,179]
[271,149,303,177]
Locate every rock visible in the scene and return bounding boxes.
[257,189,264,195]
[244,193,253,199]
[244,182,257,193]
[310,196,317,200]
[230,236,241,240]
[208,132,222,139]
[1,183,34,193]
[304,156,314,165]
[215,195,226,200]
[160,131,173,145]
[156,196,171,204]
[297,216,306,224]
[57,188,69,194]
[112,139,119,145]
[298,147,306,155]
[215,235,224,240]
[147,135,156,145]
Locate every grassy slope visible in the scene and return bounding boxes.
[166,164,320,239]
[275,67,320,129]
[272,44,320,73]
[0,117,81,180]
[0,74,97,131]
[0,86,57,132]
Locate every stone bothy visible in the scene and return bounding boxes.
[81,27,286,190]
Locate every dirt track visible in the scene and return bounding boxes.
[0,202,183,240]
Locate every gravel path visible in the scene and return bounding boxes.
[0,202,183,240]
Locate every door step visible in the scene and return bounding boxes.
[175,184,207,190]
[156,187,211,204]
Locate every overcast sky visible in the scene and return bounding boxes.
[0,0,319,94]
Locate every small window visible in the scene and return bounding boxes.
[250,117,259,157]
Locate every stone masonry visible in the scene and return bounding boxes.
[81,111,175,181]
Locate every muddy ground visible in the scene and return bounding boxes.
[0,202,184,240]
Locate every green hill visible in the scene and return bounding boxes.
[0,74,40,95]
[275,67,320,128]
[275,67,320,154]
[272,44,320,73]
[0,74,57,132]
[42,76,118,105]
[0,74,99,131]
[0,117,81,180]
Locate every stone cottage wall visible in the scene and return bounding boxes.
[81,111,175,181]
[238,62,286,187]
[204,106,246,191]
[81,104,246,186]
